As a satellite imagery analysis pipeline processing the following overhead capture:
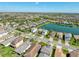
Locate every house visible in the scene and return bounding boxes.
[15,41,31,54]
[38,28,43,32]
[0,36,17,47]
[74,35,79,40]
[42,29,48,35]
[57,32,63,39]
[11,36,23,48]
[55,48,65,57]
[24,43,41,57]
[65,33,72,46]
[47,37,53,46]
[65,33,72,41]
[0,33,13,43]
[68,49,79,57]
[63,21,69,24]
[55,43,65,57]
[40,45,53,56]
[38,53,50,57]
[0,32,8,38]
[41,38,49,44]
[50,32,56,38]
[0,26,8,38]
[0,37,5,43]
[31,28,37,33]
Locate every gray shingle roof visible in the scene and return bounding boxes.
[1,36,17,46]
[69,49,79,57]
[15,41,31,54]
[40,46,53,56]
[38,53,50,57]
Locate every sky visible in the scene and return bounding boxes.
[0,2,79,13]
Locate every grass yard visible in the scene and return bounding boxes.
[39,42,48,46]
[69,37,79,48]
[0,45,18,57]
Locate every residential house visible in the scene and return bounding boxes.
[65,33,72,46]
[11,36,23,48]
[55,43,65,57]
[74,35,79,40]
[15,41,31,54]
[47,37,53,46]
[38,53,49,57]
[68,49,79,57]
[31,28,38,33]
[65,33,72,41]
[57,32,63,39]
[50,32,56,38]
[0,26,8,38]
[0,37,5,43]
[38,28,43,32]
[42,29,48,35]
[0,36,17,47]
[38,45,53,57]
[24,43,41,57]
[0,33,13,43]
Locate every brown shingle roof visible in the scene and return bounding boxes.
[55,48,65,57]
[24,43,41,57]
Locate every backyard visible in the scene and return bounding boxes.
[0,45,18,57]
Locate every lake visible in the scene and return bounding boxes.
[41,23,79,35]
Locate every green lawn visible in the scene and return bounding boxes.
[0,45,18,57]
[62,48,68,55]
[36,22,50,28]
[30,39,38,43]
[39,42,48,46]
[69,37,79,48]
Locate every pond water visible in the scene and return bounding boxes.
[41,23,79,35]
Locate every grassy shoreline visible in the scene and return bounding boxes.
[37,21,79,29]
[36,21,51,28]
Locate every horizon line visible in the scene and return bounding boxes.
[0,11,79,13]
